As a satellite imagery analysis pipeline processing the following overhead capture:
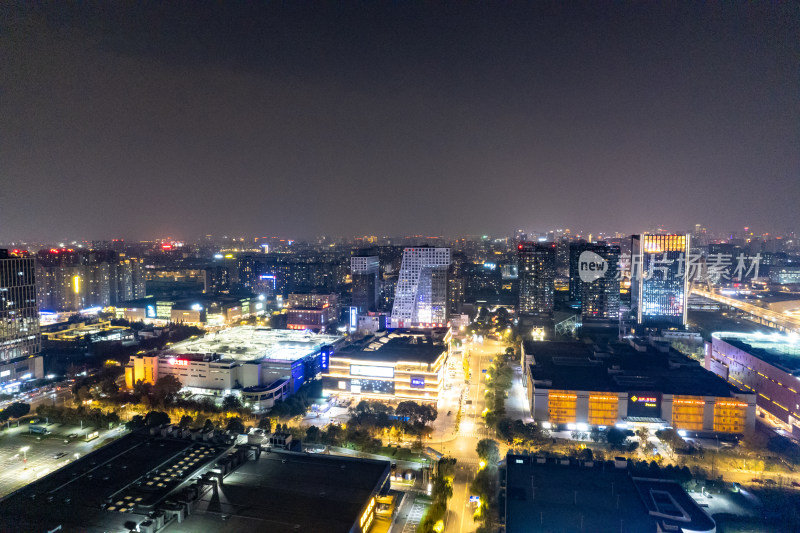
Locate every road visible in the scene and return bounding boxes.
[440,337,514,533]
[692,287,800,334]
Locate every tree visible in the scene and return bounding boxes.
[133,380,154,399]
[305,425,321,442]
[153,375,182,404]
[655,428,686,451]
[178,415,193,429]
[476,439,500,466]
[4,402,30,419]
[258,417,272,432]
[226,417,246,434]
[202,419,215,432]
[77,386,92,403]
[590,426,606,443]
[126,415,145,430]
[606,427,631,449]
[222,394,243,412]
[144,410,171,427]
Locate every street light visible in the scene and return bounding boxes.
[20,446,29,462]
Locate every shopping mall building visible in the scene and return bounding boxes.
[524,338,756,436]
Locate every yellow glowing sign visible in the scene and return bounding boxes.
[73,275,81,294]
[360,497,376,531]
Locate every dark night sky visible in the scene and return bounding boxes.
[2,2,798,241]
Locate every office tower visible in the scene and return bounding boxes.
[517,243,556,316]
[351,252,379,313]
[0,249,42,387]
[390,247,451,327]
[569,242,621,321]
[631,234,690,328]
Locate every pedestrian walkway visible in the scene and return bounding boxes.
[401,497,428,533]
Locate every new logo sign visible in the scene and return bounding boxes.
[578,251,608,283]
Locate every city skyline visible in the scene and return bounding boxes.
[3,2,799,241]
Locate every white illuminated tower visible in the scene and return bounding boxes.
[390,247,451,327]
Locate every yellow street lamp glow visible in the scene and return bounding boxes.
[433,519,445,532]
[479,460,486,470]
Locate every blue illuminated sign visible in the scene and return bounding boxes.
[410,376,425,388]
[320,346,332,372]
[146,305,156,319]
[349,306,358,329]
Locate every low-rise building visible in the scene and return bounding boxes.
[505,453,715,533]
[707,331,800,436]
[0,431,390,533]
[322,330,449,403]
[115,294,263,327]
[523,338,755,435]
[125,327,342,403]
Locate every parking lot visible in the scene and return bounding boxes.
[0,421,125,497]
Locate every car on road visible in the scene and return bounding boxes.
[53,452,67,459]
[68,434,78,438]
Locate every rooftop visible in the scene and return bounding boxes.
[505,454,714,533]
[165,326,342,362]
[524,339,744,397]
[335,332,447,364]
[165,450,390,533]
[713,331,800,375]
[0,432,229,532]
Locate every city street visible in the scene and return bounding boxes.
[435,337,518,533]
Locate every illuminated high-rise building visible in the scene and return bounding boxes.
[569,242,621,321]
[630,234,690,328]
[36,249,145,311]
[390,247,450,327]
[0,249,43,388]
[517,243,556,316]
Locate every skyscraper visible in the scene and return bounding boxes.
[517,243,556,316]
[631,234,690,328]
[351,252,379,313]
[569,242,621,321]
[390,247,450,327]
[0,249,43,388]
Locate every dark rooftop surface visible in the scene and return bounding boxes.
[166,450,391,533]
[524,340,745,397]
[0,432,229,532]
[336,335,446,364]
[505,454,715,533]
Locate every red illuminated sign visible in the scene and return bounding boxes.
[172,359,189,366]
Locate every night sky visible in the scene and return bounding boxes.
[2,2,798,241]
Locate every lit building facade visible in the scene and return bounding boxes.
[630,234,690,328]
[0,249,43,388]
[517,243,556,316]
[36,249,145,311]
[707,332,800,436]
[568,242,621,321]
[524,339,755,435]
[322,332,448,403]
[390,247,450,328]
